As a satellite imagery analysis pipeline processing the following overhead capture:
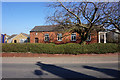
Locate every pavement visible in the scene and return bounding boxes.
[1,55,119,79]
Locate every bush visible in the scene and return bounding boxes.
[2,43,119,54]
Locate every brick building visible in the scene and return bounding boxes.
[30,25,101,44]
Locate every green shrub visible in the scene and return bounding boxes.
[2,43,119,54]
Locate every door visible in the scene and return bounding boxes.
[14,40,17,43]
[35,38,39,43]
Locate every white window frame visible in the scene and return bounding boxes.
[86,34,91,41]
[57,33,62,41]
[35,32,38,35]
[44,34,49,41]
[71,33,76,41]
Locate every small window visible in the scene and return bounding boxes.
[86,35,91,41]
[35,38,38,43]
[44,34,49,41]
[71,33,76,41]
[57,33,62,41]
[35,33,38,35]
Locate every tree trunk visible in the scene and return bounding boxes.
[79,32,89,45]
[81,41,87,45]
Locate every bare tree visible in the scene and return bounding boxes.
[46,2,119,44]
[96,2,120,33]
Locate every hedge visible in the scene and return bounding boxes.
[2,43,120,54]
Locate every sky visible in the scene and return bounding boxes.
[2,2,55,35]
[1,1,119,36]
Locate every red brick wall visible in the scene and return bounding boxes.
[86,30,98,44]
[30,31,98,44]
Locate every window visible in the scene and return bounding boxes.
[35,33,38,35]
[71,33,76,41]
[57,33,62,41]
[86,35,91,41]
[20,39,26,43]
[20,39,24,43]
[44,34,49,41]
[35,38,38,43]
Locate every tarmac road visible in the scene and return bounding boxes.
[1,56,119,79]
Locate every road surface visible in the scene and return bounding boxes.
[1,56,119,79]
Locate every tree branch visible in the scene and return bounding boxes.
[59,1,81,24]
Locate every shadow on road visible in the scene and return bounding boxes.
[34,70,43,76]
[83,65,120,78]
[34,62,96,79]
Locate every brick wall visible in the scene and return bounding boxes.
[30,31,98,44]
[86,31,98,44]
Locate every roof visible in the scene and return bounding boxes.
[30,24,105,32]
[30,25,63,32]
[21,33,29,37]
[1,34,10,37]
[5,35,10,37]
[7,34,17,40]
[7,33,29,40]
